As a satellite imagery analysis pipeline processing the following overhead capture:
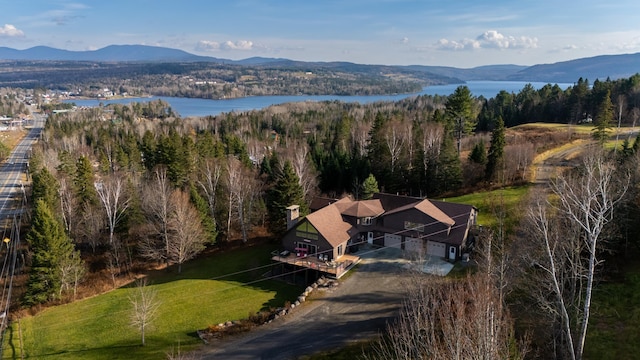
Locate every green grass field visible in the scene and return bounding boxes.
[2,244,303,360]
[443,185,531,231]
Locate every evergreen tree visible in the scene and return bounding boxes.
[189,184,218,245]
[469,140,487,165]
[486,116,506,181]
[445,86,475,154]
[361,173,379,200]
[24,199,81,305]
[31,167,60,211]
[592,90,613,145]
[433,133,462,195]
[74,155,97,206]
[267,161,308,237]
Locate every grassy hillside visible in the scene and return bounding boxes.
[3,244,303,360]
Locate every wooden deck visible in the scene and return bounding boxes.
[271,252,360,279]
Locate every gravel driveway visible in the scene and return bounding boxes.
[191,246,412,360]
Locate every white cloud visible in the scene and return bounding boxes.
[477,30,538,49]
[196,40,221,51]
[401,37,409,44]
[0,24,24,38]
[196,39,254,51]
[436,38,480,51]
[437,30,537,51]
[222,40,254,50]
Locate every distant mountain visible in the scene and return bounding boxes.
[404,64,528,81]
[0,45,639,83]
[0,45,229,63]
[506,53,640,83]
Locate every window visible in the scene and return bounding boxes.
[337,244,343,256]
[362,217,373,226]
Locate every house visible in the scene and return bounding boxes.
[272,193,478,278]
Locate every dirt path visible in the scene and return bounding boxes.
[190,247,412,360]
[529,139,592,183]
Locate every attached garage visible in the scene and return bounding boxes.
[384,233,402,248]
[426,240,446,257]
[404,237,424,254]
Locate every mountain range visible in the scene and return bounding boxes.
[1,44,639,83]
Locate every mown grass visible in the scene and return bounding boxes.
[511,122,596,134]
[443,185,531,230]
[584,263,640,360]
[3,243,303,360]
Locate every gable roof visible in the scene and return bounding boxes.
[305,203,352,247]
[382,198,455,226]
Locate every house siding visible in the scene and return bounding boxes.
[282,221,336,261]
[382,208,450,241]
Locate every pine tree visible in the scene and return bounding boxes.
[31,167,60,211]
[24,199,81,305]
[592,90,613,145]
[74,155,97,206]
[189,184,218,245]
[433,134,462,195]
[361,173,379,200]
[468,140,487,165]
[486,116,506,181]
[445,86,475,154]
[267,161,308,237]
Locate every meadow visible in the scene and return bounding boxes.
[2,244,303,360]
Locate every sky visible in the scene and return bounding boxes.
[1,0,640,68]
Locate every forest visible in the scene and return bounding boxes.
[6,72,640,359]
[0,60,442,99]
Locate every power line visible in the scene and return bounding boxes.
[14,209,475,332]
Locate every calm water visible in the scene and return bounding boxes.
[66,81,572,118]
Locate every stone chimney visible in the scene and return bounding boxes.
[286,205,300,231]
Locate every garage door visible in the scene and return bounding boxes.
[405,237,424,254]
[426,241,446,257]
[384,234,402,248]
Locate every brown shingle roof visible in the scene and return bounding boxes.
[335,199,385,218]
[305,203,352,247]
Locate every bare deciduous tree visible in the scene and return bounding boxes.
[419,122,444,178]
[141,166,174,266]
[129,278,160,346]
[167,190,207,273]
[197,158,222,232]
[366,273,527,360]
[525,151,628,360]
[384,122,405,174]
[95,173,131,246]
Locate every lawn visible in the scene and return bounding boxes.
[2,243,303,360]
[443,185,531,231]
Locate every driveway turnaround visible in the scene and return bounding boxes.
[193,246,414,360]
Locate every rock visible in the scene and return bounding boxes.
[294,300,300,307]
[298,295,306,302]
[225,321,233,327]
[290,303,296,309]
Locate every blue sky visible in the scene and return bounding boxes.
[1,0,640,67]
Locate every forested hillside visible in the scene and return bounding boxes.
[14,72,640,358]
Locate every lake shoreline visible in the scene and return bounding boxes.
[63,81,573,118]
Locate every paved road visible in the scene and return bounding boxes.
[192,246,412,360]
[0,112,45,221]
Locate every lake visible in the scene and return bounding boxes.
[65,81,573,118]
